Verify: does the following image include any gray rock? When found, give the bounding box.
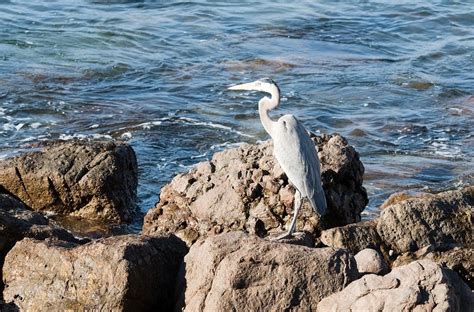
[3,234,187,311]
[143,133,367,246]
[0,140,138,223]
[317,260,474,312]
[354,248,388,275]
[177,231,359,311]
[376,187,473,254]
[320,220,383,254]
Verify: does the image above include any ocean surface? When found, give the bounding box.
[1,1,473,224]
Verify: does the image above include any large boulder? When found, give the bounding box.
[376,187,473,255]
[3,234,187,311]
[0,140,138,223]
[177,231,359,311]
[320,220,383,254]
[317,260,474,311]
[0,192,83,298]
[143,133,367,245]
[393,246,474,289]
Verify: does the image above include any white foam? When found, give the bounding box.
[30,122,41,129]
[178,117,253,138]
[118,116,253,138]
[59,133,113,141]
[210,141,245,150]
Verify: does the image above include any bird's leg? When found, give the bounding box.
[274,190,302,240]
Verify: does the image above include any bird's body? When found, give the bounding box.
[272,114,327,216]
[228,78,327,238]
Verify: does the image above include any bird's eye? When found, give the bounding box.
[282,120,287,129]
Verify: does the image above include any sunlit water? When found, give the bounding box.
[1,1,473,225]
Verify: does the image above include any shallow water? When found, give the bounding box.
[1,1,473,223]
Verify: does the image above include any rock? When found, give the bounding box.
[314,134,367,226]
[267,231,315,248]
[3,234,187,311]
[354,248,388,275]
[376,187,473,254]
[176,231,359,311]
[0,192,83,297]
[379,190,432,209]
[320,220,383,254]
[317,260,474,311]
[143,133,367,245]
[393,246,474,289]
[0,140,138,223]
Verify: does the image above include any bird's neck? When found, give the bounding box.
[258,85,280,137]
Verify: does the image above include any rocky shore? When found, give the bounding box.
[0,136,472,311]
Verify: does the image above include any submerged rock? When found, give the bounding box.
[317,260,473,311]
[0,140,138,223]
[376,187,473,255]
[143,133,367,245]
[177,232,359,311]
[2,234,187,311]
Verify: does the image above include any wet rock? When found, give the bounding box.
[393,246,474,289]
[317,260,473,311]
[176,231,359,311]
[376,187,473,254]
[143,133,367,245]
[320,220,383,254]
[354,248,388,275]
[3,234,187,311]
[0,140,138,223]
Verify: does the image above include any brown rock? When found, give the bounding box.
[0,192,84,298]
[376,187,473,254]
[143,133,367,246]
[3,234,187,311]
[176,232,359,311]
[0,140,138,223]
[317,260,474,311]
[379,190,433,209]
[320,221,383,254]
[393,246,474,289]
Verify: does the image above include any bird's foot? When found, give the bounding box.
[269,232,294,241]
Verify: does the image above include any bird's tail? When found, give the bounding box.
[309,188,327,216]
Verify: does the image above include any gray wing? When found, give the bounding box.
[273,116,327,216]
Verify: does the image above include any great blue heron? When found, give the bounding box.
[228,78,327,239]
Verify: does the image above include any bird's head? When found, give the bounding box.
[228,78,280,96]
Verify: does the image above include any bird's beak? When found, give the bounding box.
[227,81,260,91]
